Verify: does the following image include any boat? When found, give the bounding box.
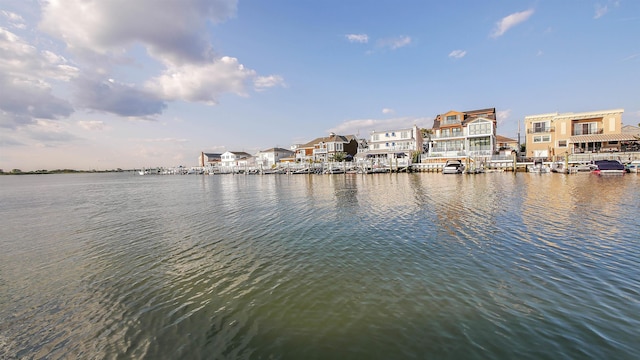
[625,160,640,174]
[527,159,550,173]
[591,159,625,175]
[550,161,566,173]
[567,163,596,174]
[324,167,345,174]
[442,160,465,174]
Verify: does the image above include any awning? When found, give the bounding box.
[569,133,638,143]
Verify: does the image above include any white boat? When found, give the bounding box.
[550,162,566,173]
[442,160,465,174]
[626,160,640,174]
[568,163,597,174]
[528,159,550,173]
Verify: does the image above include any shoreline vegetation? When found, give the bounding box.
[0,169,126,175]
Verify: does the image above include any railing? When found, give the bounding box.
[431,133,465,139]
[527,127,555,134]
[572,128,603,136]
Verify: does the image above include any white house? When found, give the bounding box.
[255,147,295,168]
[365,125,423,160]
[221,151,254,169]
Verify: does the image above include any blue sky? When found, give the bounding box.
[1,0,638,171]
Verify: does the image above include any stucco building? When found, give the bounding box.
[524,109,634,158]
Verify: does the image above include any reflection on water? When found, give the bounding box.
[0,173,639,359]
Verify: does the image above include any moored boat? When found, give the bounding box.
[591,159,625,175]
[442,160,465,174]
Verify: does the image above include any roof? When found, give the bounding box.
[569,133,638,143]
[496,135,517,143]
[227,151,253,158]
[298,134,356,148]
[621,125,640,136]
[432,108,496,129]
[260,147,294,153]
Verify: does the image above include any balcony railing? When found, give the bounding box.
[572,128,603,136]
[431,133,464,139]
[527,127,555,134]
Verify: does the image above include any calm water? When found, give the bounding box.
[1,172,639,359]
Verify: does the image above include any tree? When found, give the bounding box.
[11,169,22,174]
[332,151,346,162]
[420,128,432,139]
[411,150,421,163]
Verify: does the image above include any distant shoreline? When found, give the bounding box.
[0,169,128,175]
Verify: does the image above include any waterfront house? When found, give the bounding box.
[496,135,519,155]
[295,133,358,162]
[427,108,497,159]
[524,109,634,158]
[221,151,254,170]
[255,147,295,168]
[199,152,222,167]
[363,125,423,161]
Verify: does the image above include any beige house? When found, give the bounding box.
[524,109,635,158]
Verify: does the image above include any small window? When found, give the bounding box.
[558,140,567,147]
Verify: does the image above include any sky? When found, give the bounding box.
[1,0,639,171]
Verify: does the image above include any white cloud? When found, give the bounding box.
[491,9,535,38]
[254,75,286,91]
[39,0,238,65]
[382,108,395,114]
[77,120,105,131]
[329,117,430,136]
[34,0,282,114]
[594,1,620,19]
[448,50,467,59]
[621,53,639,62]
[148,56,258,104]
[496,109,512,126]
[2,10,26,29]
[377,36,411,50]
[345,34,369,43]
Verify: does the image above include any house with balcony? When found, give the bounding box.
[363,125,423,160]
[524,109,632,158]
[255,147,295,168]
[427,108,497,159]
[198,152,222,167]
[295,133,358,162]
[221,151,254,169]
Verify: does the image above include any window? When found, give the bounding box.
[385,142,389,147]
[532,121,549,133]
[373,134,379,141]
[444,115,459,125]
[573,122,598,135]
[468,122,491,135]
[533,135,551,143]
[401,131,408,138]
[392,132,395,136]
[385,133,389,137]
[441,129,450,137]
[558,140,567,147]
[469,137,490,151]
